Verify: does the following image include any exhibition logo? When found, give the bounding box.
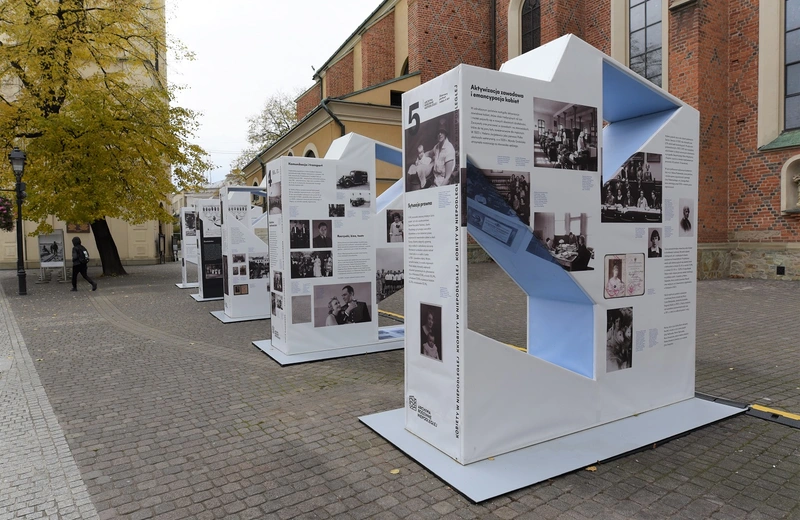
[408,395,417,411]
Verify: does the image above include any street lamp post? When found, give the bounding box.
[8,147,27,295]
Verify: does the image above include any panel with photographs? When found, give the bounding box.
[313,282,373,327]
[530,212,594,271]
[405,110,460,192]
[606,307,633,372]
[604,254,645,299]
[290,251,333,279]
[466,168,530,225]
[420,303,443,362]
[601,152,663,223]
[387,210,404,243]
[533,98,598,171]
[289,220,310,249]
[376,248,404,303]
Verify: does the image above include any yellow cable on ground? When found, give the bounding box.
[750,404,800,421]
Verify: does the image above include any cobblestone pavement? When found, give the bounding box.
[1,263,799,519]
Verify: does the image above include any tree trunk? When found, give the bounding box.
[91,218,128,276]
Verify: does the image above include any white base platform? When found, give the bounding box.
[191,293,223,302]
[175,282,199,289]
[210,310,269,323]
[360,397,744,503]
[252,325,404,366]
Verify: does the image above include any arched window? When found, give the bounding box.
[785,0,800,130]
[305,149,316,158]
[521,0,541,54]
[400,57,409,76]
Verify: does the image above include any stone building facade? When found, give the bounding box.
[257,0,800,279]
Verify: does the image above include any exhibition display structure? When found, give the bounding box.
[361,35,744,501]
[252,133,405,365]
[191,198,224,302]
[210,187,271,323]
[176,206,199,289]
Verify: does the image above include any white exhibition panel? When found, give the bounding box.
[261,134,405,360]
[219,187,270,321]
[193,198,222,301]
[360,398,744,503]
[401,35,701,465]
[179,206,199,287]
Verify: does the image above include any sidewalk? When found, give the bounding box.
[0,263,798,519]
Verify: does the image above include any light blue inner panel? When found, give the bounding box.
[376,175,404,213]
[602,109,677,180]
[528,296,594,378]
[465,159,592,305]
[602,61,679,123]
[376,143,403,166]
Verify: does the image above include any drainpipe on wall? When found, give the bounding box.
[490,0,497,70]
[321,98,346,137]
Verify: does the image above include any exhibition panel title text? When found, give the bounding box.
[470,85,524,104]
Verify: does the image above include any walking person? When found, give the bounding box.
[71,237,97,292]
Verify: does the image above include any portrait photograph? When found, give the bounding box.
[405,110,460,192]
[289,220,310,250]
[604,256,627,299]
[420,303,443,361]
[606,307,633,372]
[248,255,269,279]
[290,251,333,279]
[273,271,283,293]
[313,281,373,327]
[679,198,694,237]
[232,266,239,276]
[531,212,594,271]
[311,219,333,249]
[647,228,663,258]
[271,293,277,315]
[533,98,598,171]
[387,210,404,243]
[601,151,663,223]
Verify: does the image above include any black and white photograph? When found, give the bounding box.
[328,203,345,217]
[533,98,598,171]
[311,220,333,248]
[290,251,333,279]
[229,204,247,222]
[604,256,626,298]
[405,110,459,192]
[37,233,65,264]
[647,228,663,258]
[387,210,404,243]
[466,167,530,224]
[313,282,373,327]
[292,295,311,324]
[205,262,222,279]
[530,212,594,271]
[183,212,196,236]
[349,192,371,208]
[601,152,663,223]
[222,255,229,295]
[420,303,443,361]
[336,167,370,190]
[289,220,310,249]
[201,205,222,228]
[267,177,282,215]
[606,307,633,372]
[233,283,249,296]
[249,255,269,279]
[376,248,404,303]
[271,292,278,315]
[679,198,694,237]
[232,253,246,264]
[232,266,239,276]
[239,265,246,277]
[273,271,283,293]
[275,294,283,309]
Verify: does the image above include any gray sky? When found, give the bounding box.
[167,0,382,182]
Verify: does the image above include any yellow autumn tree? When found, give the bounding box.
[0,0,210,275]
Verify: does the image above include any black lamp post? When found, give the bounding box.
[8,147,27,295]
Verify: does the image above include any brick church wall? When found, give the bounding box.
[325,52,355,99]
[362,12,396,88]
